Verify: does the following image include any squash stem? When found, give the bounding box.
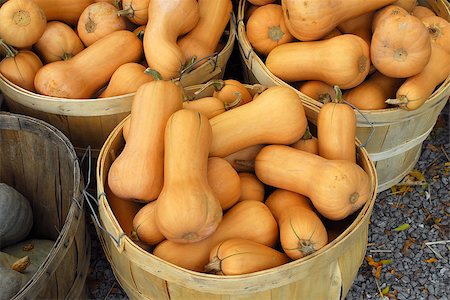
[113,0,122,9]
[62,52,73,61]
[117,6,134,17]
[144,68,163,80]
[301,128,313,140]
[385,96,408,106]
[204,256,222,274]
[349,192,359,204]
[224,94,242,110]
[182,55,197,72]
[193,79,222,97]
[0,39,18,58]
[333,85,344,103]
[136,29,145,40]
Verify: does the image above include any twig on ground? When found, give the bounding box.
[441,146,450,162]
[425,240,450,246]
[425,243,447,262]
[370,250,393,253]
[103,282,116,300]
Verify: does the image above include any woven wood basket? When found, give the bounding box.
[237,0,450,192]
[0,14,236,157]
[94,84,377,300]
[0,112,90,299]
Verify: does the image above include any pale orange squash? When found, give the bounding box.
[298,80,336,104]
[320,28,342,40]
[266,34,370,89]
[205,238,290,275]
[33,0,94,25]
[290,130,318,154]
[422,16,450,54]
[207,157,241,210]
[118,0,150,25]
[265,189,328,259]
[182,96,240,119]
[255,145,372,220]
[211,79,253,106]
[246,4,294,56]
[337,12,374,46]
[224,144,265,172]
[412,5,436,19]
[238,172,265,202]
[153,200,279,272]
[132,200,165,245]
[248,0,275,5]
[108,79,183,201]
[393,0,417,12]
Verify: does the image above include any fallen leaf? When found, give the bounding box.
[380,259,393,265]
[427,144,440,152]
[401,236,416,254]
[393,223,410,232]
[381,286,390,295]
[434,218,442,224]
[424,257,438,263]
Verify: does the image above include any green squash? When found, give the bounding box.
[0,252,33,300]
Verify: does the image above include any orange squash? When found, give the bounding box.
[0,43,42,92]
[207,157,241,210]
[209,79,253,106]
[371,5,408,31]
[290,130,318,154]
[393,0,417,12]
[99,63,154,98]
[205,238,290,275]
[153,200,279,272]
[34,30,143,98]
[182,96,240,119]
[265,189,328,259]
[246,4,294,56]
[238,172,265,202]
[317,86,356,163]
[255,145,372,220]
[108,79,183,201]
[411,5,436,19]
[386,43,450,110]
[224,144,264,172]
[337,12,374,46]
[248,0,275,5]
[320,28,342,40]
[298,80,336,104]
[209,86,307,157]
[118,0,150,25]
[371,6,431,78]
[343,71,404,110]
[132,200,165,245]
[178,0,232,67]
[33,0,94,25]
[281,0,395,41]
[422,16,450,54]
[77,2,127,47]
[266,34,370,89]
[144,0,199,79]
[156,109,222,244]
[0,0,47,48]
[34,21,85,63]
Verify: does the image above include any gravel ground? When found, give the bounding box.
[86,103,449,300]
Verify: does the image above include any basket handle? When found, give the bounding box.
[79,146,127,252]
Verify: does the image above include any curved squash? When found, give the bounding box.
[265,189,328,259]
[281,0,395,41]
[153,200,279,272]
[118,0,150,25]
[246,4,294,56]
[209,86,307,157]
[255,145,372,220]
[386,43,450,110]
[144,0,199,79]
[108,80,183,201]
[34,21,85,63]
[238,172,265,202]
[205,238,290,275]
[211,79,253,106]
[132,200,165,246]
[99,63,154,98]
[422,16,450,54]
[178,0,232,66]
[343,71,404,110]
[0,0,47,48]
[33,0,94,25]
[0,44,42,92]
[207,157,241,210]
[156,109,222,243]
[317,87,356,163]
[371,6,431,78]
[290,130,318,154]
[266,34,370,89]
[298,80,335,104]
[77,2,127,47]
[35,30,143,98]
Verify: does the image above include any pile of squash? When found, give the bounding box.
[104,76,373,275]
[0,183,54,299]
[245,0,450,111]
[0,0,232,98]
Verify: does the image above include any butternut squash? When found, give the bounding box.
[108,79,183,201]
[153,200,279,272]
[118,0,150,25]
[266,34,370,89]
[224,144,264,172]
[393,0,417,12]
[298,80,335,104]
[238,172,265,202]
[422,16,450,54]
[411,5,436,19]
[34,30,143,98]
[182,96,240,119]
[33,0,94,25]
[156,109,222,243]
[337,12,374,46]
[290,130,318,154]
[255,145,372,220]
[265,189,328,259]
[211,79,253,106]
[281,0,396,41]
[209,86,307,157]
[205,238,290,275]
[132,200,165,245]
[144,0,199,79]
[207,157,241,210]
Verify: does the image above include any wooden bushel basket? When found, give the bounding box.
[94,85,378,300]
[237,0,450,192]
[0,113,90,299]
[0,13,236,158]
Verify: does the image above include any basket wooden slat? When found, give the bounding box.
[94,85,377,300]
[0,14,236,157]
[237,0,450,192]
[0,112,90,299]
